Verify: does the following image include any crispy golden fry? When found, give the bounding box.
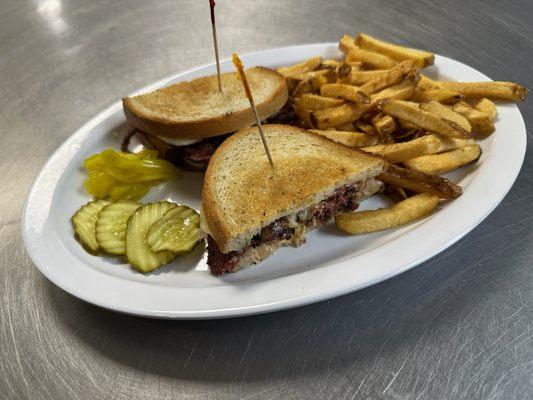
[336,62,354,83]
[321,59,341,69]
[370,80,416,102]
[398,119,420,130]
[348,69,393,85]
[356,33,435,68]
[411,89,465,104]
[292,79,313,97]
[475,98,498,120]
[335,122,357,132]
[359,60,417,95]
[311,103,368,129]
[345,61,362,69]
[290,69,334,81]
[384,184,409,202]
[294,94,345,111]
[452,102,495,137]
[382,100,471,139]
[417,75,442,90]
[294,106,314,129]
[339,34,357,54]
[276,56,322,78]
[372,113,397,142]
[355,121,377,136]
[420,101,472,132]
[320,83,370,103]
[336,193,440,234]
[378,163,462,199]
[310,69,337,90]
[347,47,396,69]
[404,145,482,175]
[434,81,528,101]
[309,129,379,147]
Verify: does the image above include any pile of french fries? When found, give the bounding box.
[277,33,528,234]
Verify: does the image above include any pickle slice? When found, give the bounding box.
[146,206,203,253]
[125,201,178,273]
[95,200,141,255]
[72,199,111,253]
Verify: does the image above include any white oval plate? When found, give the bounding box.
[22,43,526,319]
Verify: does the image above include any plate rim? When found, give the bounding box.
[22,43,527,319]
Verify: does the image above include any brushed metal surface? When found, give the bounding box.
[1,0,532,399]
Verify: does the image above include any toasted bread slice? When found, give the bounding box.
[202,124,384,253]
[123,67,288,139]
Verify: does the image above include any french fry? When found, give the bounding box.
[347,47,396,69]
[356,33,435,68]
[309,129,379,147]
[417,75,442,90]
[475,98,498,120]
[292,79,313,98]
[371,113,397,142]
[384,184,409,202]
[335,122,357,132]
[363,134,442,162]
[320,83,370,103]
[378,163,462,199]
[382,100,471,139]
[355,121,377,136]
[434,81,528,101]
[335,193,440,234]
[411,89,465,104]
[290,69,335,81]
[404,145,482,175]
[345,61,362,69]
[294,106,314,129]
[348,69,393,85]
[359,60,417,95]
[371,80,416,102]
[311,103,368,129]
[419,101,472,132]
[294,94,345,111]
[310,69,337,91]
[452,101,495,137]
[321,59,341,69]
[339,34,357,54]
[276,56,322,78]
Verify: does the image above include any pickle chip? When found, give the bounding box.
[72,199,111,253]
[96,200,141,255]
[146,206,203,254]
[125,201,178,273]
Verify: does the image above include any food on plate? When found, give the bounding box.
[95,200,141,255]
[294,94,345,110]
[378,163,462,199]
[146,205,204,253]
[320,83,370,103]
[346,47,396,69]
[411,89,464,104]
[83,149,179,201]
[122,67,288,170]
[474,98,497,119]
[276,56,323,78]
[309,129,378,147]
[201,124,386,275]
[72,199,202,272]
[431,81,527,101]
[335,193,440,234]
[72,199,111,253]
[452,101,495,137]
[403,145,482,175]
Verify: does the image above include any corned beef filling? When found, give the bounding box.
[207,181,362,275]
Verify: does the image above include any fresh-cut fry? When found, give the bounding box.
[335,122,357,132]
[356,33,435,68]
[292,79,313,97]
[294,106,314,129]
[417,75,442,90]
[434,81,528,101]
[359,60,416,95]
[382,100,471,139]
[404,145,482,175]
[339,34,357,54]
[335,193,440,234]
[320,83,370,103]
[371,80,416,102]
[452,102,495,137]
[309,129,379,147]
[290,69,334,81]
[321,59,341,69]
[412,89,465,104]
[348,69,394,85]
[347,47,396,69]
[355,122,377,136]
[378,163,462,199]
[294,94,345,111]
[420,101,472,132]
[475,98,498,120]
[385,184,409,202]
[371,113,397,142]
[311,103,368,129]
[276,56,322,78]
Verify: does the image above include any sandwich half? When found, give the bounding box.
[122,67,288,170]
[201,124,385,275]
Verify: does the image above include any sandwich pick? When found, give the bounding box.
[232,52,275,167]
[209,0,222,92]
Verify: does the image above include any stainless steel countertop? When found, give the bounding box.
[1,1,532,399]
